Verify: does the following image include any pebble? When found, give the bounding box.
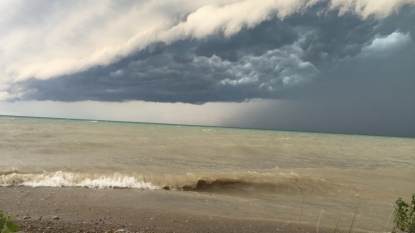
[23,216,31,219]
[52,216,59,220]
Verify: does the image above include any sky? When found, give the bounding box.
[0,0,414,137]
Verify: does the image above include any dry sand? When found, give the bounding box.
[1,187,341,233]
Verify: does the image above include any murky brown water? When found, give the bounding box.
[1,116,414,231]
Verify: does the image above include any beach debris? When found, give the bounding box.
[22,216,31,219]
[52,216,59,220]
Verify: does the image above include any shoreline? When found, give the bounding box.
[1,186,338,233]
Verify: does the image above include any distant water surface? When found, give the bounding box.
[1,116,414,231]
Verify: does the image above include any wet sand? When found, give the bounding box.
[0,186,338,233]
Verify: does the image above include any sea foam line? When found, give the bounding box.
[0,171,161,190]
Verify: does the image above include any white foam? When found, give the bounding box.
[0,171,161,190]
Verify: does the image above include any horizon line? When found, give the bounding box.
[1,114,413,139]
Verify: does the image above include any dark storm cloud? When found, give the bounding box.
[2,1,414,138]
[17,41,316,103]
[194,19,299,62]
[226,34,415,138]
[377,6,415,38]
[14,3,415,104]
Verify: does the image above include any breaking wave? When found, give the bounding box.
[0,171,159,189]
[178,172,343,196]
[0,170,343,195]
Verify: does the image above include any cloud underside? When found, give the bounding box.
[0,0,414,104]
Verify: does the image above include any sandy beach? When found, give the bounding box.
[1,186,335,233]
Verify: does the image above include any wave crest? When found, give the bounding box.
[0,171,159,190]
[1,170,341,195]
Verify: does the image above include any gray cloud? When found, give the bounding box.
[8,4,414,105]
[194,19,299,62]
[224,33,415,138]
[15,43,316,103]
[1,1,414,137]
[1,0,413,88]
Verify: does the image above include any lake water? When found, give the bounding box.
[1,116,414,231]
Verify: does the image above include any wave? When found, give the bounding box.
[0,171,159,190]
[0,167,24,175]
[0,170,342,195]
[179,172,342,195]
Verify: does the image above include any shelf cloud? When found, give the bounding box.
[0,0,414,137]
